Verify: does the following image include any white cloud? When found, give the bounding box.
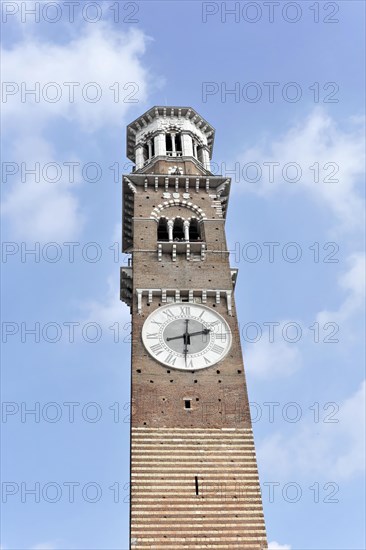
[258,380,366,480]
[2,25,152,131]
[245,337,302,379]
[268,542,292,550]
[2,23,153,240]
[236,109,365,234]
[317,252,365,325]
[1,135,85,241]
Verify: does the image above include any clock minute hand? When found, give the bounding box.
[187,329,211,338]
[166,328,211,341]
[183,319,189,365]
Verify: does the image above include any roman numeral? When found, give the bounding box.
[150,343,164,356]
[211,344,224,355]
[151,320,163,326]
[180,306,191,316]
[203,356,211,365]
[197,310,205,320]
[215,333,228,342]
[146,332,159,339]
[162,308,175,319]
[187,359,195,369]
[165,353,177,366]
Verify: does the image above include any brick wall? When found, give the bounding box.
[128,183,267,549]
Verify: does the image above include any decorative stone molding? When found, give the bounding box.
[150,200,207,221]
[135,288,235,315]
[168,166,183,175]
[125,177,137,194]
[162,192,191,200]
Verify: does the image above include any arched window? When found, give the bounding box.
[143,140,154,164]
[197,146,204,164]
[175,133,182,156]
[142,143,149,164]
[165,133,182,157]
[166,134,173,155]
[173,219,184,241]
[157,218,169,241]
[189,219,201,241]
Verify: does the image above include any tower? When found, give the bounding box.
[121,106,268,549]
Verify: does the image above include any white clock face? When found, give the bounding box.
[142,302,232,371]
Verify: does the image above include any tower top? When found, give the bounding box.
[126,106,215,174]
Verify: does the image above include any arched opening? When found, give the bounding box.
[189,219,201,242]
[142,143,149,164]
[197,146,204,164]
[173,218,185,241]
[157,218,169,241]
[166,134,173,155]
[175,133,182,156]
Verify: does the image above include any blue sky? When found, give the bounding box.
[1,1,365,549]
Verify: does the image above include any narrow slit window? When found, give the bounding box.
[195,476,199,496]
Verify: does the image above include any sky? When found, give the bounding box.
[1,1,365,549]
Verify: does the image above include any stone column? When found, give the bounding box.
[147,140,152,159]
[135,145,144,169]
[182,133,193,157]
[183,220,190,241]
[171,133,176,156]
[167,220,174,242]
[154,132,165,156]
[202,147,210,171]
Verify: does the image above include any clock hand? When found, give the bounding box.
[187,329,211,338]
[166,328,211,342]
[166,334,186,342]
[183,319,189,365]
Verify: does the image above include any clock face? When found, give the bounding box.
[141,302,232,371]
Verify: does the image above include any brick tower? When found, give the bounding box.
[121,106,268,549]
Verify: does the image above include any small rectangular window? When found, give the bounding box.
[184,400,191,409]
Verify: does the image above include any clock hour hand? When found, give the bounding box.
[166,334,186,342]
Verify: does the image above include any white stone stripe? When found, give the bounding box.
[133,548,266,549]
[132,444,256,448]
[133,546,266,549]
[133,547,266,549]
[132,495,262,499]
[132,502,264,507]
[133,532,267,550]
[132,434,255,438]
[132,521,266,526]
[132,430,254,434]
[131,450,256,453]
[132,426,253,433]
[131,464,259,469]
[131,476,259,481]
[131,466,258,470]
[132,510,264,516]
